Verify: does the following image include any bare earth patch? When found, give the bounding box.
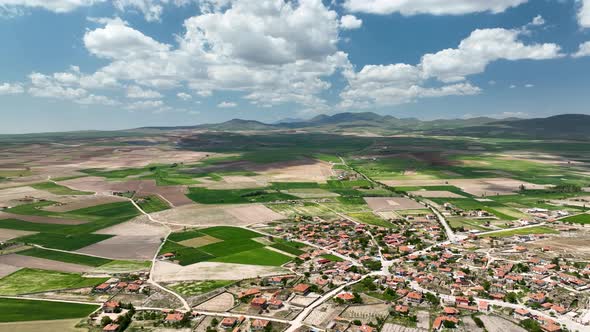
[0,319,86,332]
[194,292,235,311]
[478,315,526,332]
[0,212,87,226]
[43,195,125,212]
[179,235,222,248]
[0,254,92,273]
[94,215,168,237]
[76,235,161,260]
[225,204,286,224]
[364,197,424,212]
[0,228,36,242]
[70,148,209,169]
[152,261,288,282]
[60,178,193,207]
[0,263,21,278]
[408,190,464,198]
[152,203,282,227]
[383,178,548,196]
[0,186,72,207]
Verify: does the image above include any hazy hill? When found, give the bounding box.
[432,114,590,140]
[136,112,590,140]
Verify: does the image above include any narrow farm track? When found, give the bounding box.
[125,197,191,311]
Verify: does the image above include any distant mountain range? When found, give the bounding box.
[142,112,590,140]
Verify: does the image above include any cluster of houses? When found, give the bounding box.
[93,274,149,295]
[356,235,590,331]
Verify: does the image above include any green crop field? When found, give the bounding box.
[160,226,292,266]
[94,260,151,272]
[348,212,395,228]
[5,201,140,250]
[394,185,472,197]
[168,280,234,296]
[270,182,320,190]
[186,187,297,204]
[429,197,521,220]
[0,298,98,322]
[484,226,558,238]
[561,213,590,224]
[31,182,93,195]
[212,247,292,266]
[18,248,112,267]
[0,268,108,295]
[136,195,170,213]
[321,254,344,262]
[270,242,305,256]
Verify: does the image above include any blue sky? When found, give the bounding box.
[1,0,590,133]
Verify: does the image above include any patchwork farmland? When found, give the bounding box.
[0,127,588,332]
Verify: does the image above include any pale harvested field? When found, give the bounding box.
[225,204,286,224]
[462,316,485,332]
[364,197,424,212]
[0,228,36,242]
[0,319,85,332]
[43,195,124,212]
[60,177,193,206]
[479,315,526,332]
[416,311,429,330]
[499,153,585,167]
[382,178,548,196]
[529,234,590,258]
[0,263,21,278]
[304,303,341,327]
[376,211,400,220]
[284,189,340,199]
[0,186,72,206]
[94,216,168,237]
[222,175,260,184]
[341,304,389,319]
[152,261,288,282]
[195,178,268,190]
[0,254,92,273]
[194,292,235,311]
[72,148,209,169]
[408,190,464,198]
[262,160,333,183]
[151,204,273,227]
[381,323,426,332]
[76,235,161,260]
[179,235,222,248]
[290,295,318,307]
[0,212,87,225]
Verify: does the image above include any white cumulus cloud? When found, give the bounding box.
[420,28,563,82]
[339,27,562,108]
[340,15,362,30]
[0,82,24,95]
[579,0,590,28]
[573,41,590,58]
[126,85,162,99]
[343,0,527,16]
[217,101,237,108]
[177,92,192,100]
[0,0,103,14]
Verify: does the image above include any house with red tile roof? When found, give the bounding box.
[293,283,311,295]
[165,312,184,322]
[336,292,355,301]
[103,323,119,332]
[102,301,120,313]
[406,292,422,303]
[433,316,458,330]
